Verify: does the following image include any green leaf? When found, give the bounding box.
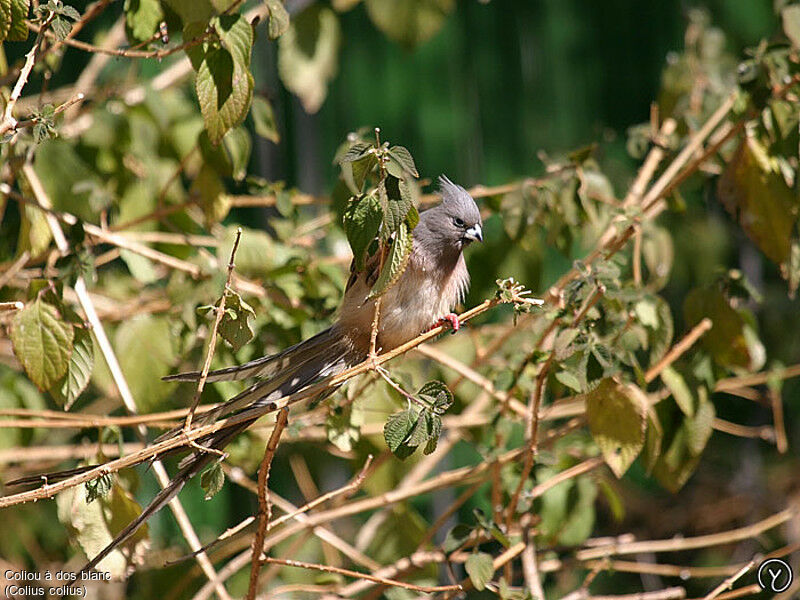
[50,16,72,40]
[365,0,453,49]
[218,289,256,352]
[115,315,176,412]
[555,369,582,393]
[417,380,453,412]
[49,326,94,410]
[343,195,382,270]
[11,300,74,391]
[660,366,693,417]
[380,176,415,236]
[386,145,419,178]
[341,152,378,195]
[782,4,800,48]
[7,0,29,41]
[443,523,472,552]
[0,0,12,42]
[187,15,254,144]
[383,406,418,453]
[339,141,372,164]
[718,137,797,264]
[369,221,413,299]
[200,462,225,500]
[422,414,442,455]
[123,0,162,43]
[250,96,280,143]
[585,378,647,478]
[264,0,289,39]
[685,387,714,456]
[465,552,494,591]
[278,5,340,113]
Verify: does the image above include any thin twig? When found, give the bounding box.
[701,559,756,600]
[263,556,461,593]
[184,227,242,431]
[645,318,713,383]
[247,407,289,600]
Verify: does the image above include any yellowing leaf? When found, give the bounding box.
[585,378,647,478]
[57,477,149,578]
[11,300,74,391]
[278,6,340,113]
[718,137,797,264]
[365,0,453,49]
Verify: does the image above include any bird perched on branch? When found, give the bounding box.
[13,175,483,573]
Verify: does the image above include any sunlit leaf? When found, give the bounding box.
[465,552,494,591]
[264,0,289,39]
[369,221,412,298]
[250,96,280,143]
[343,194,382,270]
[365,0,453,49]
[201,462,225,500]
[11,300,74,391]
[49,326,94,410]
[585,378,647,478]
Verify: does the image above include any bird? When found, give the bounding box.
[12,174,483,573]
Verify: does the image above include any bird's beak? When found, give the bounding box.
[463,224,483,243]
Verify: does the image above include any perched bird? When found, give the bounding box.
[18,175,483,572]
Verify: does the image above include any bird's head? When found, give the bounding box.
[437,175,483,248]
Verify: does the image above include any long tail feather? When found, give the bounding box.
[77,326,361,573]
[162,328,339,383]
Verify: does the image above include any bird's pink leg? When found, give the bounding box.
[428,313,460,334]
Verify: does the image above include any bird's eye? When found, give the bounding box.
[454,217,465,227]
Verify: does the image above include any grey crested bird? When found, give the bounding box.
[12,175,483,573]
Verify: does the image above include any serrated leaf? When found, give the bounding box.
[465,552,494,591]
[11,300,74,391]
[250,96,280,143]
[443,523,472,552]
[365,0,453,49]
[278,5,340,113]
[341,152,378,195]
[58,4,81,20]
[7,0,28,41]
[380,175,414,236]
[417,380,453,412]
[124,0,163,43]
[343,195,382,270]
[660,366,693,417]
[422,414,442,455]
[187,15,254,145]
[218,289,256,352]
[585,378,647,478]
[387,145,419,178]
[383,407,418,453]
[49,326,94,410]
[339,141,372,164]
[369,222,413,299]
[50,16,71,40]
[0,0,12,42]
[201,462,225,500]
[264,0,289,39]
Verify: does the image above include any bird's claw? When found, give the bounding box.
[429,313,460,334]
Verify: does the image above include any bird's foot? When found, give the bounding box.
[429,313,460,334]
